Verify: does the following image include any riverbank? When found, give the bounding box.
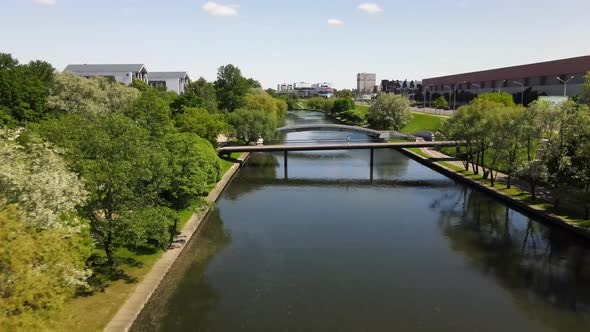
[400,147,590,240]
[104,152,250,332]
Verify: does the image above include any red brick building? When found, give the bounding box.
[422,55,590,103]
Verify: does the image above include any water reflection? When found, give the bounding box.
[133,110,590,332]
[131,210,231,331]
[436,188,590,329]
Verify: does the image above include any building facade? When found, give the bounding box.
[357,73,376,95]
[64,64,149,85]
[422,56,590,101]
[277,82,334,98]
[148,72,190,94]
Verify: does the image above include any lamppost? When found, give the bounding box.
[497,80,506,93]
[444,85,452,109]
[425,84,434,108]
[556,76,575,97]
[454,81,466,109]
[513,81,525,105]
[471,83,482,94]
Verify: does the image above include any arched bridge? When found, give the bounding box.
[277,124,384,138]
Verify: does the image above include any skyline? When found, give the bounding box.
[2,0,589,89]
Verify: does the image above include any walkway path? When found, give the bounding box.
[419,147,554,202]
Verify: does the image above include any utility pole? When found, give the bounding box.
[556,76,575,97]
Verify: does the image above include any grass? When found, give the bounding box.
[400,112,447,133]
[44,154,244,332]
[405,147,590,229]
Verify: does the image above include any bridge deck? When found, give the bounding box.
[218,141,459,154]
[276,124,383,137]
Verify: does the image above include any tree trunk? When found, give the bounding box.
[507,174,511,189]
[104,235,116,269]
[169,215,179,245]
[531,182,536,202]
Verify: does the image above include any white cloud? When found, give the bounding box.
[33,0,56,6]
[202,1,239,17]
[327,19,343,26]
[357,3,383,14]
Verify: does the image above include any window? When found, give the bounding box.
[491,80,496,88]
[481,81,486,88]
[467,83,471,89]
[540,76,547,86]
[503,80,508,87]
[524,77,530,86]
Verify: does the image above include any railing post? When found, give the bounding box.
[284,150,288,179]
[370,148,374,181]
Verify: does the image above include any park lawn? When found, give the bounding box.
[400,112,447,133]
[44,154,244,332]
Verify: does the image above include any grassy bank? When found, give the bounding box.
[44,154,244,332]
[406,148,590,229]
[400,112,446,133]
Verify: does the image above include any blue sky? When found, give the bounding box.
[2,0,589,89]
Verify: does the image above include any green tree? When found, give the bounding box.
[516,160,548,201]
[0,205,91,330]
[580,71,590,106]
[39,113,170,267]
[331,98,354,113]
[27,60,55,86]
[244,92,288,119]
[246,78,262,89]
[0,54,50,124]
[433,96,448,109]
[171,78,218,113]
[48,73,139,115]
[336,89,354,99]
[124,88,175,138]
[161,132,221,241]
[174,107,229,146]
[214,64,250,112]
[367,94,412,130]
[477,92,515,107]
[227,108,277,144]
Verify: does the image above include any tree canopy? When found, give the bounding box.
[367,94,412,130]
[214,64,250,112]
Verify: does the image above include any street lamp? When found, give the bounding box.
[497,80,506,93]
[513,81,525,105]
[444,85,452,109]
[471,83,482,94]
[556,76,575,97]
[425,84,434,108]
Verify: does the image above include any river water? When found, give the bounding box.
[132,110,590,331]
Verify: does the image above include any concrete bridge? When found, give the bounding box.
[218,141,460,180]
[276,124,385,138]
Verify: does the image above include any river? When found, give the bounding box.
[132,110,590,331]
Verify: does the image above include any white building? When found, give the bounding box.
[63,64,148,85]
[148,72,190,94]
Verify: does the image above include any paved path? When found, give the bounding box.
[420,147,554,201]
[104,153,249,332]
[411,107,455,116]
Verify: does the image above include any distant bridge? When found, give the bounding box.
[276,124,384,138]
[218,141,459,154]
[218,141,461,180]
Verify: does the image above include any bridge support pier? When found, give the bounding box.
[284,150,288,179]
[370,148,374,182]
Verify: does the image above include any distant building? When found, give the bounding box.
[422,55,590,100]
[64,64,148,85]
[357,73,376,95]
[277,81,334,98]
[148,72,190,94]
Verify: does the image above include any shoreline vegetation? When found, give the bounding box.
[0,54,287,331]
